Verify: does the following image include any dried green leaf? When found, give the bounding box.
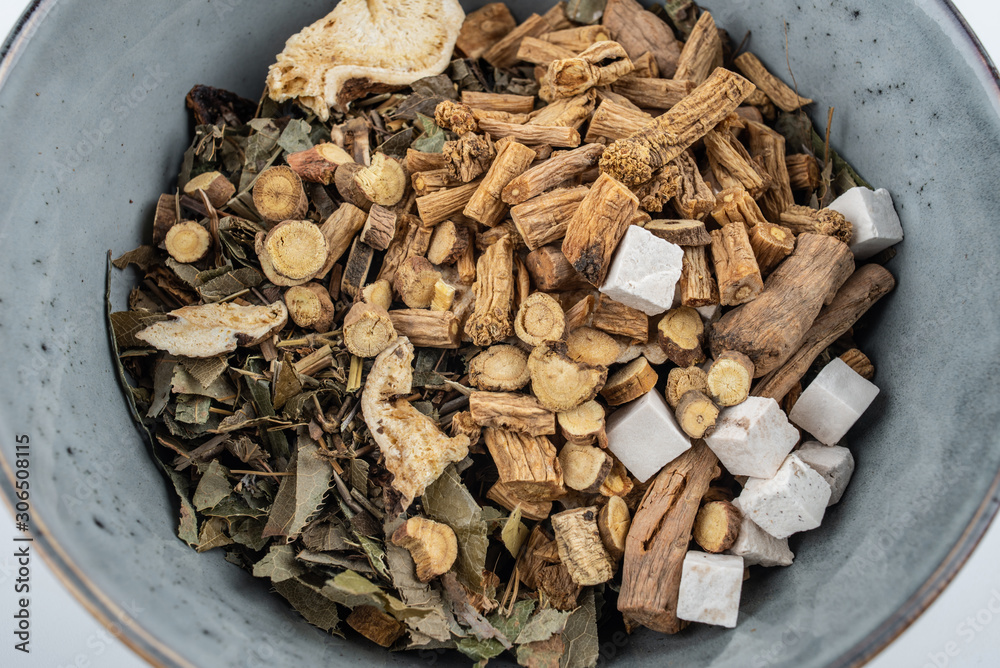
[516,635,565,668]
[272,354,303,410]
[560,590,599,668]
[662,0,701,38]
[198,267,263,302]
[412,113,447,153]
[278,118,314,154]
[193,460,232,511]
[354,533,391,581]
[165,258,203,287]
[501,506,528,557]
[148,358,177,418]
[422,466,488,592]
[112,246,159,271]
[172,365,236,404]
[176,393,212,425]
[296,550,376,575]
[301,515,352,552]
[262,434,333,539]
[517,608,571,645]
[110,310,168,349]
[253,544,305,582]
[273,578,341,634]
[442,572,511,647]
[376,128,416,160]
[350,458,370,495]
[196,516,233,552]
[228,516,269,551]
[566,0,606,24]
[178,355,229,389]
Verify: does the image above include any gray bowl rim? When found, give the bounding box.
[1,1,998,667]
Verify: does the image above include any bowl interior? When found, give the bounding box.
[1,1,999,666]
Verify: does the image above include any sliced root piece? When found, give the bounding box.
[391,516,458,582]
[486,482,553,522]
[484,428,566,502]
[164,221,211,264]
[343,302,398,358]
[839,348,875,380]
[361,279,393,311]
[354,153,407,206]
[514,292,566,346]
[674,390,720,439]
[284,283,335,333]
[252,165,309,222]
[285,142,353,184]
[599,458,634,498]
[360,338,470,508]
[598,496,631,561]
[657,306,706,367]
[393,256,442,308]
[566,327,623,367]
[136,301,287,358]
[559,443,613,493]
[692,500,742,553]
[183,170,235,208]
[426,220,472,265]
[334,162,374,211]
[706,351,754,407]
[665,365,709,408]
[255,220,329,286]
[557,400,606,446]
[429,279,455,312]
[345,606,406,648]
[528,341,608,412]
[469,345,530,392]
[601,357,659,407]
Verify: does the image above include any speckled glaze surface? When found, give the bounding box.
[0,1,998,666]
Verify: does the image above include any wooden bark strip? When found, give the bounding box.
[341,238,374,298]
[619,442,719,633]
[475,119,582,148]
[388,309,461,349]
[672,11,722,85]
[600,69,756,186]
[752,264,896,400]
[461,91,536,114]
[786,153,821,190]
[465,234,515,346]
[470,391,556,436]
[482,13,553,68]
[602,0,682,77]
[503,144,605,206]
[734,52,813,113]
[318,203,367,278]
[527,92,597,129]
[416,180,483,228]
[526,245,591,291]
[510,186,589,251]
[710,222,764,306]
[411,169,463,196]
[592,294,648,342]
[484,428,566,501]
[610,76,696,110]
[680,245,720,307]
[710,233,856,376]
[456,2,517,61]
[746,120,794,222]
[360,204,397,251]
[543,24,611,52]
[377,213,432,284]
[561,172,640,286]
[584,99,652,143]
[406,149,449,174]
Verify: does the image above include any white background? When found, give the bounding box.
[1,1,999,666]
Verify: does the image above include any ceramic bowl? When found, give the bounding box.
[1,1,998,666]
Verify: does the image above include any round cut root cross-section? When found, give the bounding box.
[261,220,329,283]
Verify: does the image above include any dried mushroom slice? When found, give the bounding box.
[266,0,466,119]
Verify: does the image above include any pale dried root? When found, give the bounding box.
[391,516,458,582]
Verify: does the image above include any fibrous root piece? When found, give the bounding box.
[354,153,407,207]
[164,221,211,264]
[136,301,288,358]
[528,341,608,412]
[284,283,336,333]
[514,292,566,347]
[361,337,470,509]
[255,220,329,287]
[266,0,467,119]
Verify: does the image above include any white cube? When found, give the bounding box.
[796,441,855,505]
[829,187,903,260]
[600,225,684,316]
[728,499,794,567]
[704,397,800,479]
[789,358,880,445]
[738,454,832,539]
[676,551,744,628]
[605,390,691,482]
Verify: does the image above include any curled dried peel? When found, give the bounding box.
[361,338,470,508]
[266,0,466,119]
[136,301,287,358]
